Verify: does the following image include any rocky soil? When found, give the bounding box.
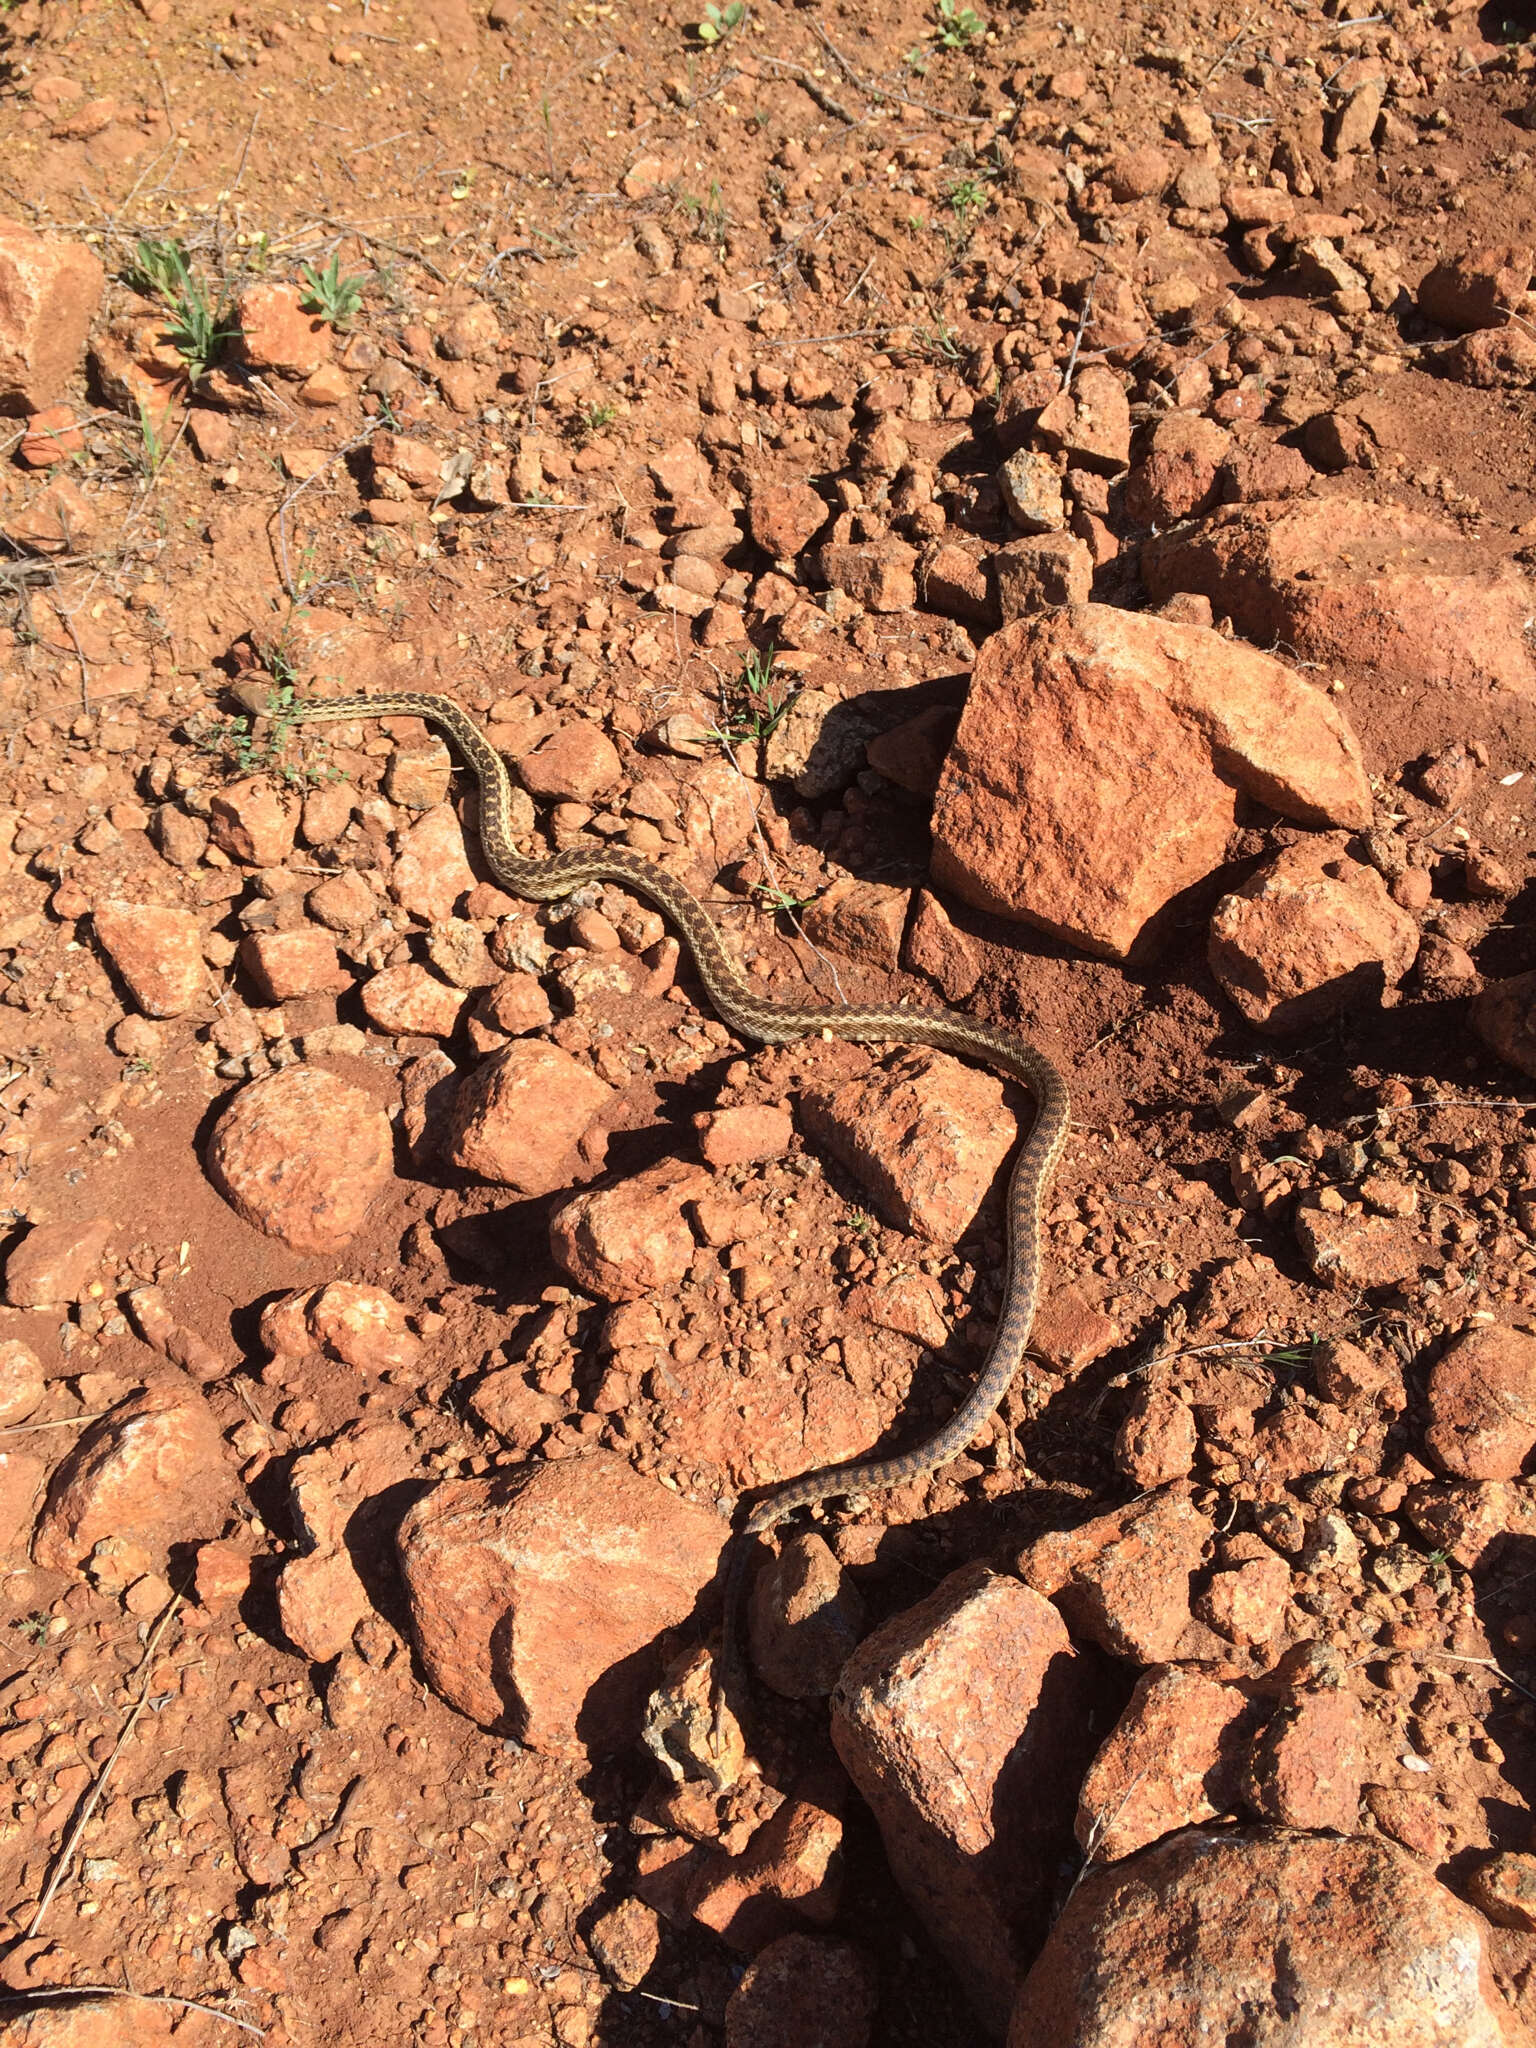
[3,0,1536,2042]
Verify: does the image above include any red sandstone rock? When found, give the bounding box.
[92,900,207,1017]
[0,1994,182,2044]
[516,723,622,803]
[207,1066,392,1254]
[1208,836,1420,1033]
[1242,1690,1365,1833]
[235,280,332,377]
[447,1040,614,1193]
[749,1531,866,1700]
[0,218,106,411]
[549,1160,709,1302]
[1076,1666,1254,1860]
[362,962,469,1038]
[830,1564,1095,2035]
[1142,497,1536,698]
[1473,971,1536,1080]
[691,1780,846,1950]
[818,539,917,613]
[800,1049,1017,1243]
[1113,1387,1196,1487]
[1124,410,1232,525]
[240,927,352,1004]
[747,481,829,559]
[33,1380,235,1573]
[1018,1485,1215,1662]
[0,1340,43,1425]
[724,1932,876,2048]
[990,532,1093,619]
[1008,1829,1517,2047]
[1418,245,1533,331]
[1468,1852,1536,1932]
[396,1452,726,1752]
[695,1105,794,1168]
[930,604,1372,960]
[4,1216,113,1308]
[207,778,298,866]
[389,804,477,923]
[1294,1199,1426,1293]
[901,889,981,1001]
[1425,1323,1536,1481]
[916,537,997,629]
[799,878,909,972]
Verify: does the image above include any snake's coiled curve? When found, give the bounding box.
[232,685,1071,1536]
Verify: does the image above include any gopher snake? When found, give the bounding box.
[232,684,1070,1537]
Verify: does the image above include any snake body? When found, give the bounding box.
[233,685,1070,1536]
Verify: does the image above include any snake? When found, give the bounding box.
[230,683,1071,1539]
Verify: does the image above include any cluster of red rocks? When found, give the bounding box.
[7,0,1536,2036]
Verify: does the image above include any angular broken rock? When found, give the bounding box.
[4,1216,113,1308]
[0,218,107,411]
[33,1380,236,1573]
[761,688,876,801]
[930,604,1372,960]
[799,877,909,972]
[279,1419,419,1662]
[1009,1828,1517,2048]
[396,1451,726,1753]
[830,1563,1096,2035]
[207,1066,392,1256]
[260,1280,423,1376]
[549,1159,710,1302]
[1472,970,1536,1080]
[724,1932,876,2048]
[799,1048,1017,1243]
[446,1039,614,1193]
[1424,1323,1536,1482]
[1018,1484,1216,1663]
[748,1530,866,1699]
[1142,497,1536,698]
[1294,1198,1426,1293]
[1077,1666,1255,1862]
[92,900,207,1018]
[1208,835,1420,1033]
[1241,1689,1365,1833]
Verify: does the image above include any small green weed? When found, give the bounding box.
[575,400,618,440]
[679,181,731,247]
[946,175,990,225]
[717,644,794,742]
[697,0,745,41]
[131,238,232,381]
[198,680,338,790]
[913,318,963,362]
[134,398,167,480]
[752,881,813,915]
[299,253,368,330]
[934,0,986,50]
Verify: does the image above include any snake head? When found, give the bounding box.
[229,678,278,717]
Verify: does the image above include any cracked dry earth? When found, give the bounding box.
[10,0,1536,2044]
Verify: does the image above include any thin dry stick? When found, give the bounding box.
[751,53,857,124]
[0,1986,264,2039]
[1059,264,1104,396]
[25,1592,185,1940]
[0,1414,108,1436]
[758,326,893,348]
[1350,1098,1536,1122]
[811,23,987,126]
